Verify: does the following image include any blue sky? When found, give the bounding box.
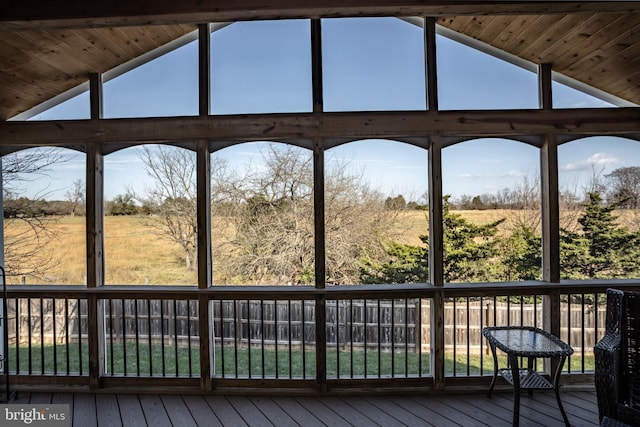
[23,18,639,202]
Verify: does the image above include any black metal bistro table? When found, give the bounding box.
[482,326,574,427]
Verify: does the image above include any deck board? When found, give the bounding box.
[96,394,122,427]
[160,395,199,427]
[250,397,300,427]
[408,395,486,426]
[322,397,380,427]
[6,390,600,427]
[117,394,147,427]
[459,393,526,426]
[269,397,325,427]
[295,396,353,426]
[138,394,172,427]
[204,396,249,427]
[73,394,97,427]
[226,395,274,427]
[443,394,523,426]
[183,395,224,427]
[491,393,560,426]
[29,392,53,404]
[344,397,411,427]
[364,396,436,426]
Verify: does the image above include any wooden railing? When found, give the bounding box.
[4,280,639,393]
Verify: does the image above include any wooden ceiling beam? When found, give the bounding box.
[2,1,639,30]
[1,109,639,150]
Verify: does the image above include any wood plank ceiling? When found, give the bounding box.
[1,2,639,120]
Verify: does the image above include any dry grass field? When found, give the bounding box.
[6,215,197,285]
[6,208,639,285]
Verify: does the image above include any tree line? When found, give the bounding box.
[363,192,640,283]
[4,145,640,284]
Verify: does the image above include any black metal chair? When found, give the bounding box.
[595,289,640,426]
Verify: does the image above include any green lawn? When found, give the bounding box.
[7,342,594,378]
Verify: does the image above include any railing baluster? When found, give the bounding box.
[219,300,224,378]
[65,298,70,375]
[566,294,572,372]
[187,300,192,377]
[52,299,57,375]
[134,299,140,376]
[466,297,470,377]
[581,294,587,373]
[377,299,381,377]
[121,299,127,376]
[274,300,279,379]
[173,299,178,377]
[452,298,457,376]
[364,299,367,379]
[301,300,306,380]
[391,299,395,378]
[480,297,484,376]
[336,300,340,378]
[27,298,32,375]
[260,300,265,378]
[39,299,44,375]
[233,300,239,379]
[108,299,114,375]
[160,299,166,377]
[79,299,84,376]
[419,298,423,377]
[350,299,354,379]
[15,299,20,374]
[248,299,252,378]
[147,299,152,376]
[287,300,292,378]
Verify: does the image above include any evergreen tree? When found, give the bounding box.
[561,192,640,279]
[360,196,505,284]
[496,223,541,281]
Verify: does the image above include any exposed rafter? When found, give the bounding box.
[2,1,638,29]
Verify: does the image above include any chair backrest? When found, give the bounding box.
[622,290,640,406]
[606,288,624,335]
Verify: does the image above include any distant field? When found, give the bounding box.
[6,215,197,285]
[6,208,639,285]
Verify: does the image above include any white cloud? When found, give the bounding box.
[459,172,479,178]
[561,152,619,172]
[503,170,527,178]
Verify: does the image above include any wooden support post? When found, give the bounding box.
[538,63,553,110]
[425,17,438,112]
[539,65,561,375]
[311,19,323,113]
[541,134,560,284]
[197,23,213,392]
[428,135,445,390]
[87,73,105,389]
[197,139,212,392]
[313,137,327,392]
[198,23,211,117]
[311,18,327,392]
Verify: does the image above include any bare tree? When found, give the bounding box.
[216,144,315,284]
[2,148,64,282]
[138,145,198,270]
[137,144,242,273]
[606,166,640,208]
[139,143,401,284]
[503,176,542,232]
[65,179,85,217]
[216,144,396,285]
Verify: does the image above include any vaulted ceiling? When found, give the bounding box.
[1,1,639,120]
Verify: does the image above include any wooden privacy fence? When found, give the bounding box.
[6,297,606,354]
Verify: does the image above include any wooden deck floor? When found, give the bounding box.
[14,390,600,426]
